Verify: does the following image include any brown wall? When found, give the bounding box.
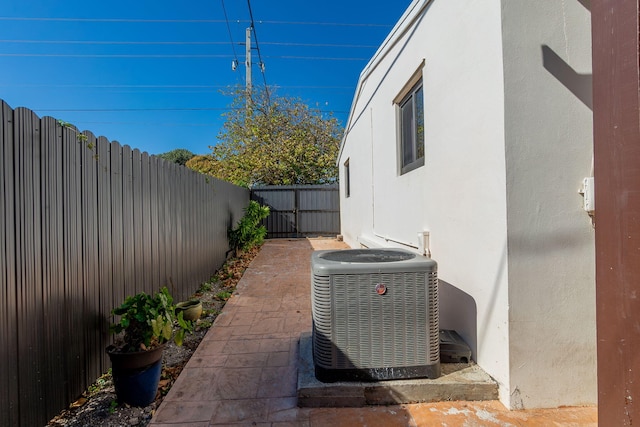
[592,1,640,424]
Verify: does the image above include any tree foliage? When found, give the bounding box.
[186,154,217,175]
[190,86,342,187]
[157,148,195,166]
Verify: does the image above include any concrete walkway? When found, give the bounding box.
[149,238,597,426]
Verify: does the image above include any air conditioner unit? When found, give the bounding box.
[311,248,440,382]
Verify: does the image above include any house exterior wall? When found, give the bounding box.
[338,0,596,409]
[339,0,511,403]
[501,0,595,408]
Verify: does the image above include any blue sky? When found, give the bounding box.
[0,1,410,155]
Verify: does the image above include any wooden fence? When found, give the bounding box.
[0,100,249,426]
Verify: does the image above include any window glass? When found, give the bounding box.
[344,159,350,198]
[415,86,424,160]
[401,97,414,167]
[399,80,424,174]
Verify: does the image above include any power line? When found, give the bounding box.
[0,53,369,60]
[74,121,219,126]
[269,55,368,61]
[0,39,379,49]
[0,39,231,45]
[31,107,350,113]
[256,20,391,28]
[0,53,234,58]
[0,16,392,27]
[0,83,353,89]
[34,107,231,111]
[0,17,230,23]
[220,0,239,66]
[261,41,378,49]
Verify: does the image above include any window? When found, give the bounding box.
[398,79,425,174]
[344,159,350,198]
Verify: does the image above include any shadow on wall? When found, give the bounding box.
[541,45,592,110]
[438,280,478,361]
[576,0,590,11]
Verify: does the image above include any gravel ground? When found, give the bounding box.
[46,247,259,427]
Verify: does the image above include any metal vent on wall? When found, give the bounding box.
[311,248,440,382]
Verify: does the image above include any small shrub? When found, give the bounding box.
[228,201,270,255]
[199,282,213,293]
[196,320,213,330]
[215,291,233,301]
[87,370,111,395]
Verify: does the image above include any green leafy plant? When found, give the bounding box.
[199,282,213,293]
[214,291,233,301]
[196,320,213,330]
[109,287,193,353]
[228,201,270,255]
[108,400,118,414]
[57,120,96,151]
[87,370,112,395]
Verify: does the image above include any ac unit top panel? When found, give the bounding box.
[312,248,436,275]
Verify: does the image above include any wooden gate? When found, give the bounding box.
[251,185,340,238]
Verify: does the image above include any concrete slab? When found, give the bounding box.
[151,239,596,425]
[297,332,498,407]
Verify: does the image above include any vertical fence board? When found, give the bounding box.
[15,108,46,426]
[61,123,86,411]
[121,145,135,295]
[199,179,208,281]
[174,164,184,298]
[149,156,161,290]
[141,152,153,295]
[0,101,19,427]
[184,171,193,291]
[157,158,168,289]
[40,117,66,420]
[168,163,179,296]
[96,136,113,369]
[110,141,125,308]
[0,101,250,425]
[132,149,145,294]
[81,132,102,386]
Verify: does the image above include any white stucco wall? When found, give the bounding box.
[339,0,596,409]
[339,0,512,403]
[501,0,596,409]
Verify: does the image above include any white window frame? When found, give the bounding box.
[394,62,425,175]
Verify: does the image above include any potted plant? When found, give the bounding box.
[175,299,203,321]
[106,286,192,407]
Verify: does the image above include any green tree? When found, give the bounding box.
[157,148,195,166]
[198,86,342,186]
[186,154,216,175]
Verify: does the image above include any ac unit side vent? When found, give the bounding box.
[311,248,440,382]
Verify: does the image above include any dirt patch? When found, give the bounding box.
[47,247,260,427]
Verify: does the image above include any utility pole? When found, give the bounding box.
[245,26,252,110]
